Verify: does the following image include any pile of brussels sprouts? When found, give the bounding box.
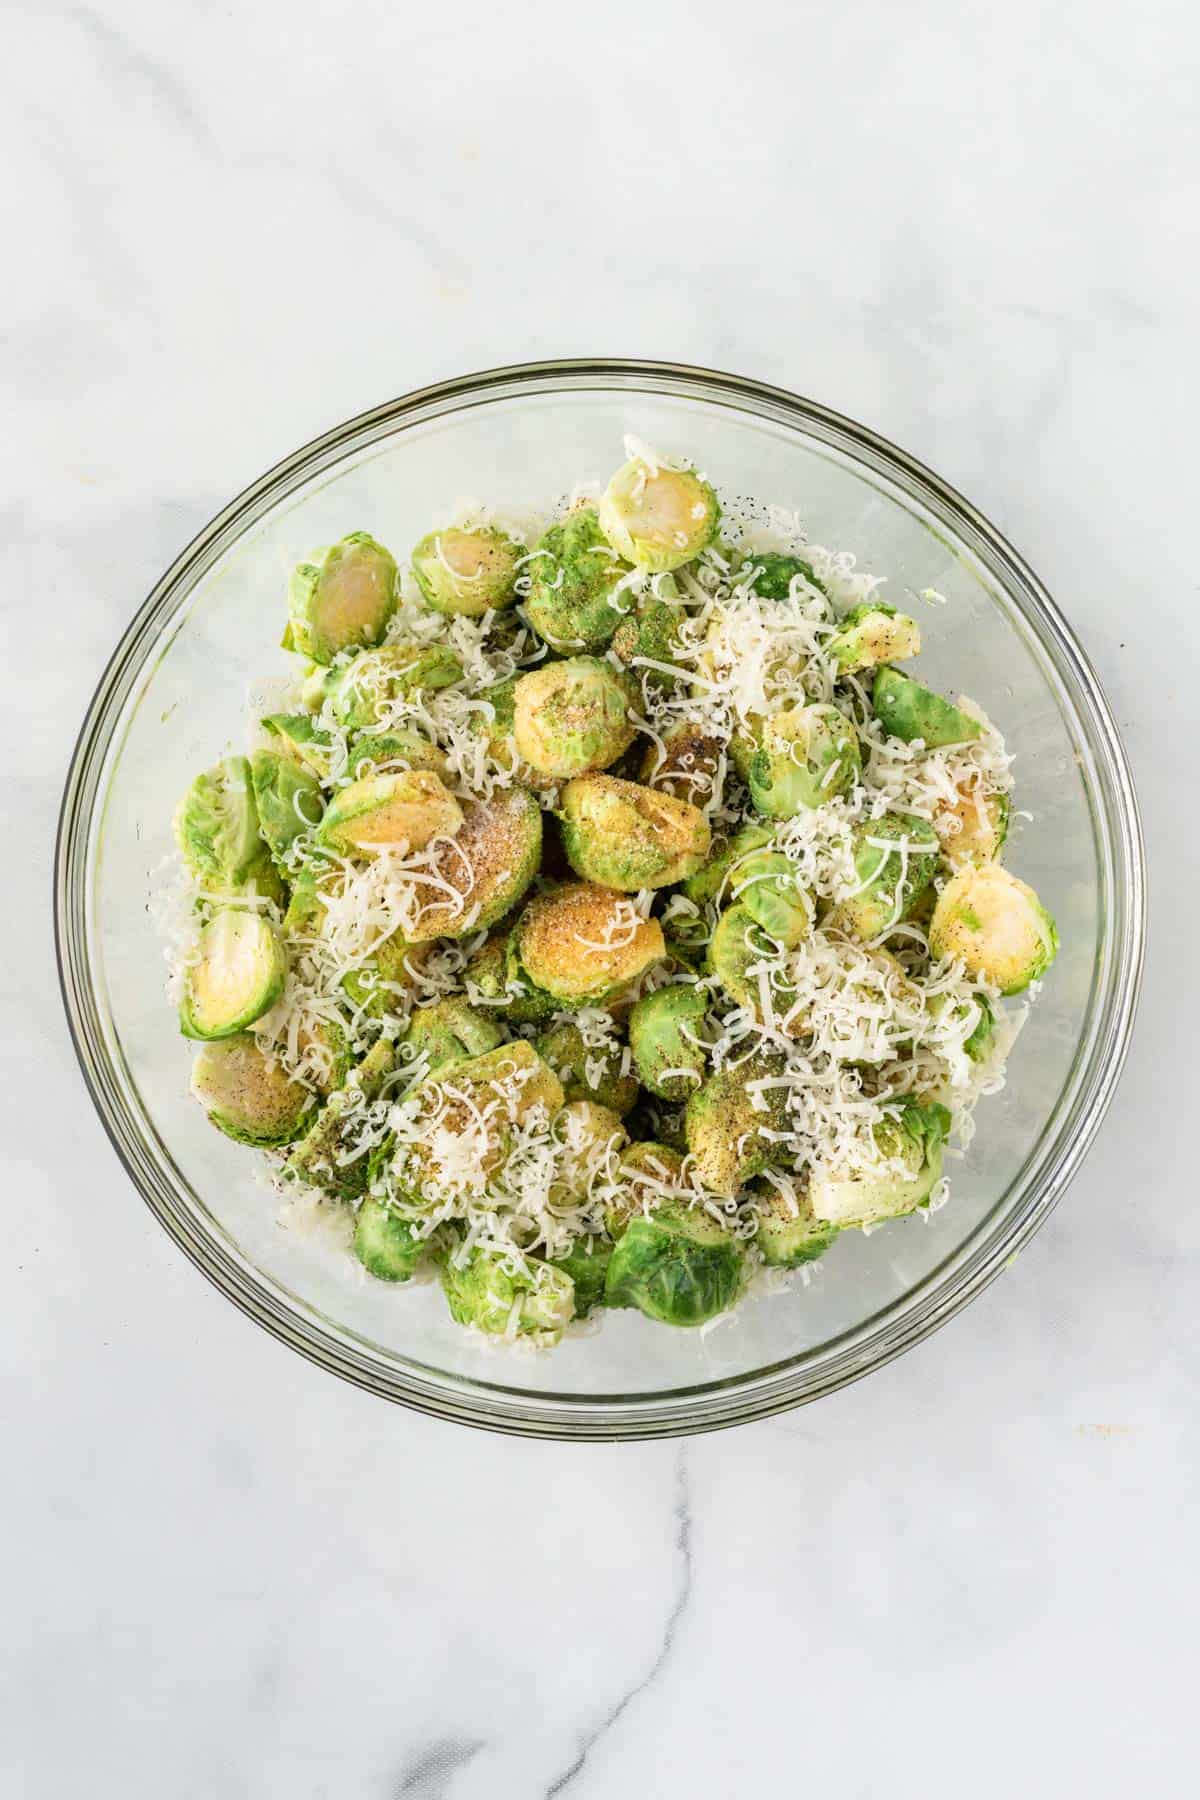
[166,443,1058,1346]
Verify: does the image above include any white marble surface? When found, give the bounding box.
[4,0,1197,1794]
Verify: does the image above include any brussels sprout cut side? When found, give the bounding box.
[284,532,398,664]
[412,526,522,618]
[599,455,720,572]
[180,911,287,1041]
[191,1035,316,1146]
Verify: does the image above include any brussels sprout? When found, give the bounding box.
[516,883,666,1004]
[827,602,921,673]
[287,1040,396,1199]
[524,509,634,652]
[929,864,1058,994]
[283,532,398,663]
[174,756,270,890]
[752,1181,840,1267]
[931,991,996,1063]
[707,904,798,1025]
[464,930,560,1024]
[249,750,324,869]
[559,774,711,891]
[552,1101,628,1211]
[353,1196,424,1282]
[684,1050,789,1196]
[346,729,449,781]
[317,769,463,856]
[534,1023,639,1114]
[310,643,464,730]
[261,712,334,779]
[411,525,522,618]
[809,1099,950,1227]
[824,813,940,941]
[872,668,984,747]
[629,985,708,1101]
[638,720,725,807]
[602,1140,687,1240]
[598,456,720,572]
[441,1249,575,1345]
[417,1042,563,1163]
[340,931,422,1020]
[403,787,543,942]
[400,998,503,1079]
[747,704,861,818]
[682,823,774,906]
[932,787,1010,871]
[609,585,685,689]
[180,910,287,1041]
[604,1204,743,1326]
[512,657,637,778]
[741,552,828,604]
[546,1238,611,1317]
[728,848,812,948]
[190,1034,316,1146]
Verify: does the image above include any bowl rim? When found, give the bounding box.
[55,356,1147,1439]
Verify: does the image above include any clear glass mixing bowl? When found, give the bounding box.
[55,361,1145,1438]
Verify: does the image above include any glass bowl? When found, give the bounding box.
[55,360,1145,1439]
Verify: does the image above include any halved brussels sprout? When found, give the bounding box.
[392,1043,564,1205]
[728,848,812,947]
[603,1139,686,1239]
[411,525,522,618]
[932,786,1010,871]
[707,904,799,1025]
[741,552,829,604]
[340,932,423,1019]
[249,750,324,869]
[512,657,637,778]
[610,583,685,688]
[604,1204,743,1326]
[310,642,463,730]
[752,1181,840,1267]
[827,602,920,673]
[261,713,334,779]
[823,814,940,941]
[684,1050,789,1196]
[546,1238,611,1318]
[524,509,634,651]
[174,756,268,889]
[180,910,287,1041]
[534,1022,639,1114]
[872,668,983,747]
[552,1101,628,1206]
[638,720,725,806]
[403,787,542,942]
[809,1100,949,1227]
[682,823,774,906]
[287,1039,396,1199]
[747,704,861,818]
[463,930,560,1024]
[353,1196,425,1282]
[400,997,503,1079]
[190,1034,316,1146]
[559,774,711,891]
[628,984,708,1101]
[317,769,463,856]
[516,883,666,1005]
[441,1249,576,1345]
[929,864,1058,994]
[598,456,720,572]
[346,729,449,781]
[284,532,398,663]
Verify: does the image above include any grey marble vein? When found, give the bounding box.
[544,1450,693,1799]
[393,1736,485,1800]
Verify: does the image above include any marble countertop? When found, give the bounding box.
[6,1,1196,1794]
